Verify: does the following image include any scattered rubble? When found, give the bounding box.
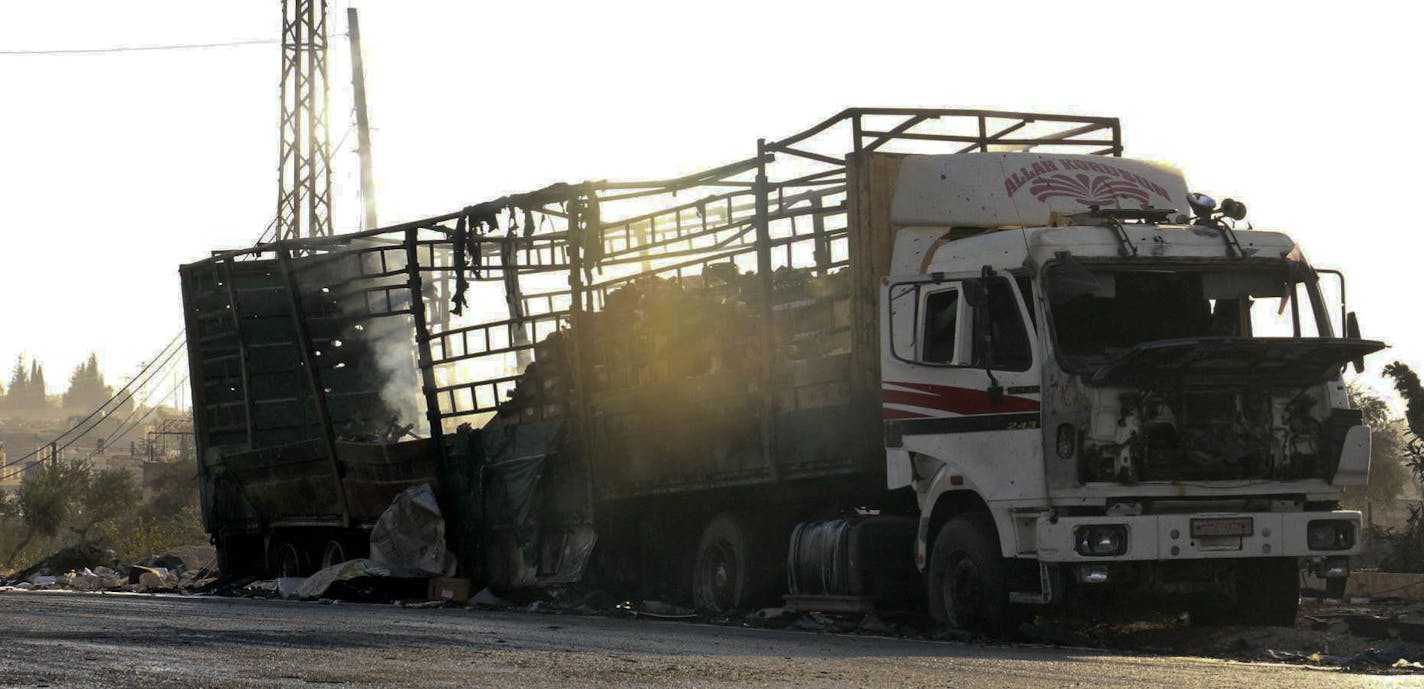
[7,502,1423,674]
[294,558,431,602]
[1,544,217,595]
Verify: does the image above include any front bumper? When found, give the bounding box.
[1034,510,1362,563]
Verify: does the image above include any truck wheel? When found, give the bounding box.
[1325,576,1347,600]
[269,540,305,578]
[927,513,1017,639]
[1239,558,1300,626]
[1186,597,1231,627]
[1190,558,1300,626]
[693,513,774,613]
[318,539,347,570]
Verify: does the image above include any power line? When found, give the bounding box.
[15,333,183,450]
[0,38,281,56]
[1,338,186,473]
[0,357,188,484]
[21,373,191,481]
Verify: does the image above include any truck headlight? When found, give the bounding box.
[1074,524,1128,557]
[1307,520,1355,551]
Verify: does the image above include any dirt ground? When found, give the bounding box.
[2,591,1418,689]
[1041,599,1424,670]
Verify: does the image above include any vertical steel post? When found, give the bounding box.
[220,258,256,449]
[565,188,597,518]
[406,227,444,445]
[810,194,828,275]
[347,7,378,230]
[275,247,349,526]
[753,140,779,481]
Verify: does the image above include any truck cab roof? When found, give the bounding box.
[885,150,1297,275]
[893,224,1300,277]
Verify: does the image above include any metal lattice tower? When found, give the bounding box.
[276,0,334,240]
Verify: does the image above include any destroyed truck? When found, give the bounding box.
[181,108,1382,634]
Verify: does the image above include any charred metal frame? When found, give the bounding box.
[188,108,1122,504]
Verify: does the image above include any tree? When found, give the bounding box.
[2,463,141,568]
[73,468,141,540]
[29,360,46,409]
[63,354,114,411]
[5,356,27,410]
[3,356,50,411]
[1345,384,1412,509]
[1385,362,1424,479]
[1374,362,1424,573]
[5,462,86,567]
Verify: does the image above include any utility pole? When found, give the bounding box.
[347,7,378,230]
[276,0,334,240]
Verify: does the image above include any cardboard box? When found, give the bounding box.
[427,576,472,603]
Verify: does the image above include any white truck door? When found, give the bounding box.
[882,272,1043,502]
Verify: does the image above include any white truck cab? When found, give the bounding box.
[877,152,1380,632]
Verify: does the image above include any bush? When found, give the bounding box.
[1,458,206,574]
[1377,506,1424,573]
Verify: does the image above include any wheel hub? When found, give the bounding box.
[943,554,982,627]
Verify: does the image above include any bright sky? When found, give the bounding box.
[1,0,1420,399]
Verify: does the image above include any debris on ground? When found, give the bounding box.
[628,600,696,620]
[466,586,513,610]
[368,484,456,576]
[1039,598,1424,674]
[1,544,219,594]
[427,576,472,604]
[1264,645,1424,671]
[294,558,432,602]
[8,547,1424,676]
[5,544,108,585]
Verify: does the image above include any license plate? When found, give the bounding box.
[1191,517,1253,538]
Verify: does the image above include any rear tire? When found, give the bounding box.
[269,540,305,578]
[927,512,1018,639]
[318,539,347,570]
[692,513,780,613]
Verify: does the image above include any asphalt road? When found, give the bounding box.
[0,591,1416,689]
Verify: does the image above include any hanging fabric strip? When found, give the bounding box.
[451,213,469,316]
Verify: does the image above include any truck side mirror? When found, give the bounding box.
[962,279,987,308]
[1346,311,1364,372]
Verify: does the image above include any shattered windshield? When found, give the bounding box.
[1044,263,1329,369]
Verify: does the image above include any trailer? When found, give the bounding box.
[182,108,1381,633]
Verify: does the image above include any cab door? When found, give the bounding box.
[881,271,1043,501]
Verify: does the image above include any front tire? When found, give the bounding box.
[1325,576,1347,600]
[927,513,1018,639]
[1239,558,1300,626]
[1190,558,1300,626]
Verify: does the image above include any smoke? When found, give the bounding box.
[362,313,427,435]
[303,238,428,438]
